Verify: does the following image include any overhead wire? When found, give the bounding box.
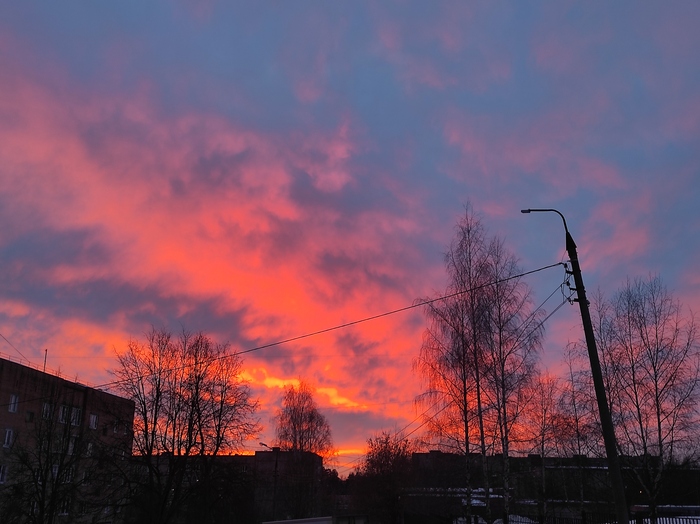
[505,269,575,356]
[0,331,29,362]
[0,261,567,420]
[95,261,565,392]
[3,279,571,482]
[334,276,573,475]
[335,278,573,475]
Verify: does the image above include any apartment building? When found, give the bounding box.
[0,355,134,523]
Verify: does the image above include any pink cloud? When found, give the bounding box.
[579,193,653,275]
[278,10,345,104]
[0,50,436,457]
[442,102,624,198]
[371,3,509,92]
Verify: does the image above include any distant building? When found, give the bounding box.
[0,355,134,522]
[405,451,700,522]
[219,448,325,522]
[136,447,326,523]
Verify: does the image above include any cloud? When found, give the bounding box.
[317,387,366,409]
[2,1,700,461]
[371,2,511,92]
[0,33,436,448]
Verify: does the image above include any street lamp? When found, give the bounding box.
[521,208,629,524]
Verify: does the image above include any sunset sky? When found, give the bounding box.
[1,2,699,476]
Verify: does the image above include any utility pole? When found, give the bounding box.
[522,208,628,524]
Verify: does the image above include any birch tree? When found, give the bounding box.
[274,380,332,457]
[414,207,543,523]
[482,236,544,523]
[413,207,494,520]
[594,276,699,523]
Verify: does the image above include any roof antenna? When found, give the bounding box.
[43,349,47,373]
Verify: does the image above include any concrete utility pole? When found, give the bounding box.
[521,208,629,524]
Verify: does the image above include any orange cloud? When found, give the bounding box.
[0,48,435,458]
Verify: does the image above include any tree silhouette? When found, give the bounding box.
[274,380,332,457]
[591,276,699,524]
[355,431,415,524]
[414,206,543,523]
[112,327,260,524]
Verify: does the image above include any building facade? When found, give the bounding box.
[0,356,134,523]
[253,448,325,522]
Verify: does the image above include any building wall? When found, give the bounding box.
[253,448,324,522]
[0,356,135,522]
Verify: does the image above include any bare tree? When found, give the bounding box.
[557,343,608,460]
[0,382,131,524]
[482,236,544,523]
[273,380,332,457]
[414,207,543,524]
[112,327,259,524]
[524,372,562,459]
[522,371,564,521]
[553,344,608,517]
[592,276,700,523]
[413,207,494,520]
[0,386,87,524]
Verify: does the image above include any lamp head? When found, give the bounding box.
[521,209,531,214]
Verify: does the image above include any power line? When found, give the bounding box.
[237,262,564,357]
[0,331,29,362]
[0,261,565,413]
[95,261,564,391]
[344,281,572,474]
[2,278,575,477]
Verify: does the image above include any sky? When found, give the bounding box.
[1,1,699,476]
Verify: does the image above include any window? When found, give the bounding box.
[8,394,18,413]
[57,497,71,516]
[25,411,34,423]
[58,405,69,424]
[52,464,59,479]
[68,436,77,455]
[86,442,93,457]
[89,413,98,430]
[42,403,52,420]
[0,465,7,484]
[63,466,73,483]
[3,429,13,448]
[70,407,81,426]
